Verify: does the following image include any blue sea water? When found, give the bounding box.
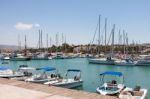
[0,58,149,98]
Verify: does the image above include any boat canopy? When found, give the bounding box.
[36,66,56,71]
[67,69,81,72]
[100,71,123,77]
[0,66,10,70]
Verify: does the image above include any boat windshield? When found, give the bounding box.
[66,69,81,79]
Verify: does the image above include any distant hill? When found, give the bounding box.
[0,44,18,50]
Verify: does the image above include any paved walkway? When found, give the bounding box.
[0,78,118,99]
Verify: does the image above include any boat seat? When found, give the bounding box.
[107,83,117,87]
[111,80,117,84]
[51,74,56,78]
[24,72,32,76]
[74,76,80,81]
[133,91,144,96]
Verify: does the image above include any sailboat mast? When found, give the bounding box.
[98,15,101,55]
[41,30,43,48]
[46,33,48,52]
[38,30,41,49]
[126,33,128,55]
[111,24,115,57]
[123,30,126,55]
[105,18,107,53]
[24,35,27,56]
[18,34,21,51]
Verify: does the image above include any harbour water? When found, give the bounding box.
[0,58,150,98]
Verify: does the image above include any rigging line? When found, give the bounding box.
[100,24,105,45]
[91,20,99,44]
[107,27,113,45]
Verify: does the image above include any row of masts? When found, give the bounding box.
[17,31,67,52]
[92,15,130,56]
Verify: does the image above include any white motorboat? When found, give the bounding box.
[31,53,49,60]
[0,66,24,78]
[44,69,83,88]
[115,59,135,66]
[10,56,30,61]
[135,60,150,66]
[134,55,150,66]
[96,71,125,95]
[1,56,10,60]
[11,65,36,81]
[88,57,115,65]
[25,66,58,84]
[119,86,147,99]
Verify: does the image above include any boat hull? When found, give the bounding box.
[54,80,83,88]
[96,83,125,95]
[119,87,147,99]
[10,57,31,61]
[89,59,115,65]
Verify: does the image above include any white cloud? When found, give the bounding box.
[14,22,33,30]
[34,24,40,27]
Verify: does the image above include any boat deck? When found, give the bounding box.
[0,78,118,99]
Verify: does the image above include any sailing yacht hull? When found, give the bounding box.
[89,59,115,65]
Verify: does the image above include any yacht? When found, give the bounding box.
[89,57,115,65]
[115,59,135,66]
[135,55,150,66]
[10,54,30,61]
[1,56,10,60]
[31,53,49,60]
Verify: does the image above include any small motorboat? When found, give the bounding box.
[96,71,125,95]
[119,86,147,99]
[11,65,36,81]
[0,66,24,78]
[1,56,10,60]
[44,69,83,88]
[25,66,58,84]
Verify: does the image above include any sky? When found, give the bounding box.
[0,0,150,47]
